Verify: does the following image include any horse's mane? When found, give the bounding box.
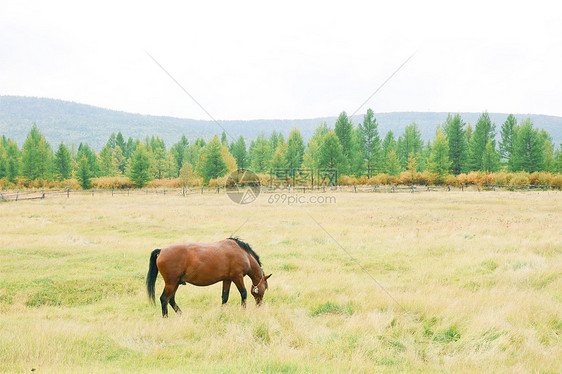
[228,237,262,267]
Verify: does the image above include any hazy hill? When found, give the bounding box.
[1,96,561,150]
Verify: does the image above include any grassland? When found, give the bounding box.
[0,191,560,373]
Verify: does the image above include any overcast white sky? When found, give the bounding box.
[1,1,561,120]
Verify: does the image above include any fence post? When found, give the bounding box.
[112,188,114,196]
[354,185,357,193]
[201,187,204,194]
[461,184,464,192]
[16,190,19,201]
[448,185,451,191]
[42,189,45,199]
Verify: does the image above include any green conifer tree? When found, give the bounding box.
[232,136,248,169]
[54,142,72,180]
[385,149,401,176]
[511,118,544,172]
[318,131,346,173]
[286,127,305,170]
[249,133,272,173]
[499,114,517,167]
[199,136,228,183]
[468,112,496,171]
[303,123,329,170]
[129,144,151,187]
[481,139,500,172]
[76,155,92,189]
[429,128,451,182]
[22,124,53,180]
[271,139,289,174]
[397,122,423,170]
[444,113,467,174]
[334,111,353,173]
[359,109,382,177]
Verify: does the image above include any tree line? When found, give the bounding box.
[1,110,561,189]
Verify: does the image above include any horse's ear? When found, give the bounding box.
[265,274,272,280]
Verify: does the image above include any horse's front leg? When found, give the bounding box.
[233,276,247,308]
[222,280,231,305]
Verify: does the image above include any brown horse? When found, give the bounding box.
[146,237,271,317]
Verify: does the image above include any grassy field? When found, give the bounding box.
[0,191,560,373]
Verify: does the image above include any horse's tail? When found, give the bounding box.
[146,249,161,304]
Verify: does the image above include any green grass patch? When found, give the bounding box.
[24,276,137,307]
[280,263,298,272]
[433,324,461,343]
[310,301,354,317]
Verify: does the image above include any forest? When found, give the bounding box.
[1,109,561,190]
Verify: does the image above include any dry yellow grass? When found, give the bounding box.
[0,191,560,373]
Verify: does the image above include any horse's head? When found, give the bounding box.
[251,274,272,306]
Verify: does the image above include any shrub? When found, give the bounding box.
[338,175,358,186]
[33,179,53,189]
[146,178,181,188]
[492,172,508,185]
[466,171,482,185]
[0,178,9,189]
[60,178,81,190]
[480,173,495,185]
[534,172,551,185]
[529,172,539,185]
[445,174,459,186]
[420,171,438,185]
[190,177,203,187]
[366,175,381,185]
[369,173,395,185]
[550,174,562,186]
[398,171,417,185]
[509,172,530,186]
[207,176,228,187]
[457,173,468,186]
[357,175,369,185]
[91,176,134,189]
[256,173,272,187]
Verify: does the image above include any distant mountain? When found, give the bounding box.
[1,96,561,150]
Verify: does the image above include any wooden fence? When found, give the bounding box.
[1,183,560,203]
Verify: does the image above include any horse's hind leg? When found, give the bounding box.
[160,283,176,318]
[169,284,182,315]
